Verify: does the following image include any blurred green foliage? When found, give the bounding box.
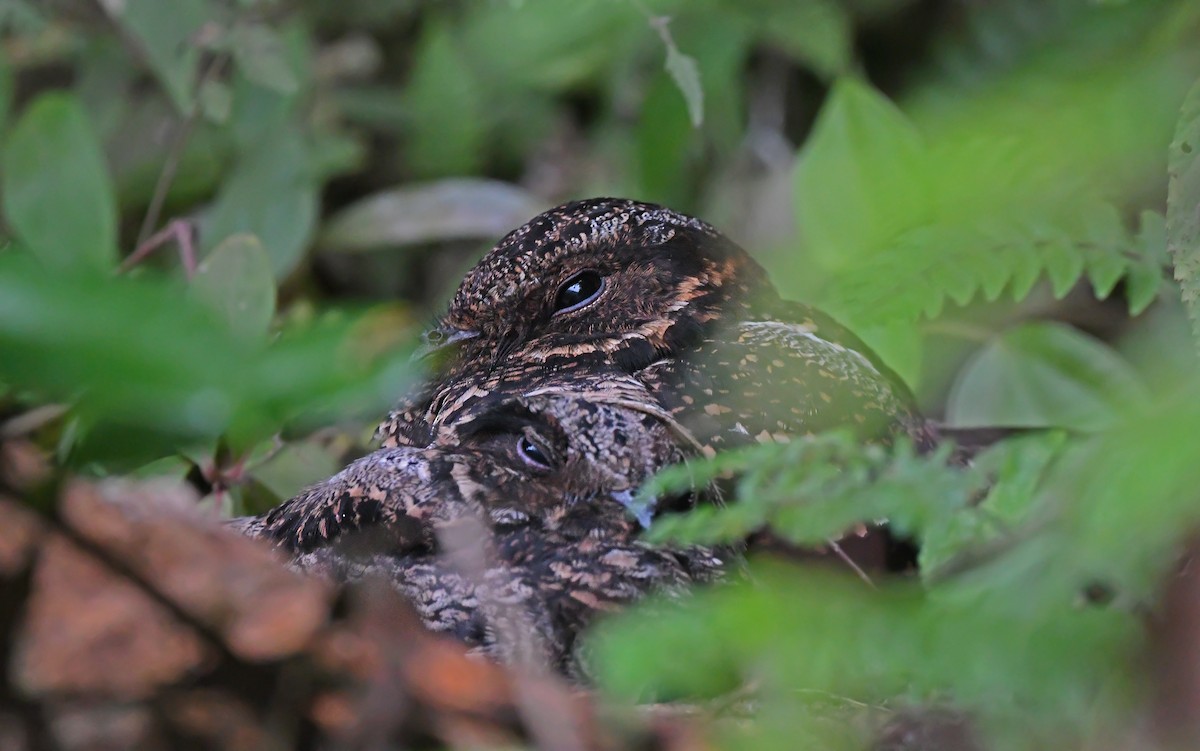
[2,0,1200,748]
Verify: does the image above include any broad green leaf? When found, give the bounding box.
[0,53,11,138]
[198,78,233,124]
[0,0,45,34]
[634,72,696,207]
[225,21,311,149]
[251,440,341,503]
[636,13,751,205]
[1167,76,1200,347]
[190,233,276,340]
[795,79,930,270]
[655,22,704,128]
[98,0,208,113]
[854,320,923,391]
[202,130,318,279]
[318,179,543,253]
[754,1,851,79]
[404,22,487,178]
[230,22,300,94]
[2,93,117,270]
[461,0,641,92]
[947,322,1147,431]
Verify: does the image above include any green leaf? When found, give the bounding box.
[795,79,930,270]
[0,0,46,34]
[198,78,233,124]
[460,0,641,93]
[854,321,923,391]
[250,440,341,506]
[202,130,318,279]
[98,0,208,113]
[1,93,117,270]
[318,179,543,253]
[591,565,1130,722]
[1042,233,1086,298]
[0,52,12,138]
[947,322,1147,431]
[230,22,300,94]
[404,22,487,178]
[919,430,1067,576]
[190,233,276,340]
[652,18,704,128]
[1127,211,1166,315]
[1167,76,1200,347]
[753,1,851,79]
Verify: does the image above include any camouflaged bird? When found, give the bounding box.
[377,197,934,456]
[237,392,721,673]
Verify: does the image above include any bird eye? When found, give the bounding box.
[424,328,446,345]
[517,435,553,469]
[553,270,605,315]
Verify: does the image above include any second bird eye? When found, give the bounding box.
[553,271,604,314]
[517,436,552,469]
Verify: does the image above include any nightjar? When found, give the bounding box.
[237,392,721,674]
[377,197,933,456]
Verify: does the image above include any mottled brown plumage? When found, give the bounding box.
[238,393,721,674]
[376,197,928,455]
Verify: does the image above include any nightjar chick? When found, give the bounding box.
[236,392,722,674]
[378,197,935,457]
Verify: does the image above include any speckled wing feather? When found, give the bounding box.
[640,321,934,454]
[248,447,466,554]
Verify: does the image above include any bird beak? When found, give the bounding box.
[413,326,480,361]
[611,489,656,529]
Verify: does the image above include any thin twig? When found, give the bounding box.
[120,219,198,278]
[827,537,878,590]
[135,54,229,247]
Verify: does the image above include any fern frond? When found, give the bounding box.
[643,433,983,548]
[816,207,1166,327]
[644,430,1068,582]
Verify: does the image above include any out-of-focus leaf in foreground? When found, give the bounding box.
[598,372,1200,745]
[0,255,416,457]
[644,435,982,550]
[591,565,1132,733]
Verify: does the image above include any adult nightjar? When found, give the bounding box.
[378,197,935,456]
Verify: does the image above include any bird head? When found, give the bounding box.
[448,391,689,533]
[424,198,774,374]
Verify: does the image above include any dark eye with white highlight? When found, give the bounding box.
[552,270,605,315]
[517,435,553,469]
